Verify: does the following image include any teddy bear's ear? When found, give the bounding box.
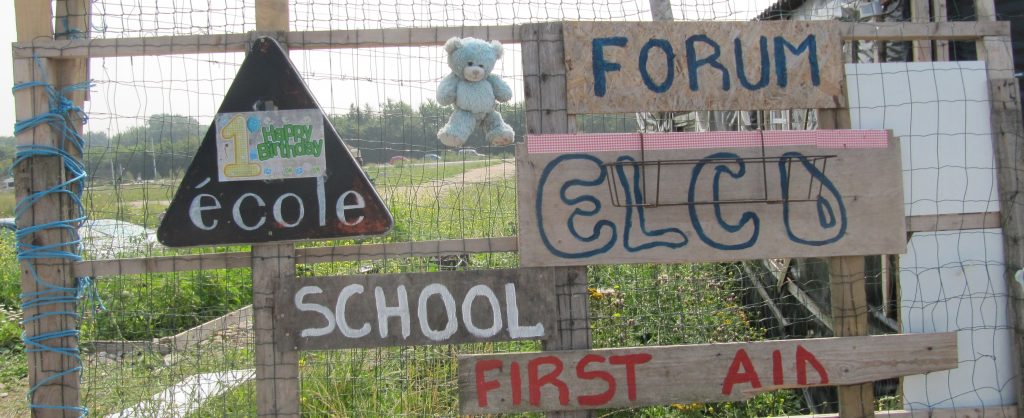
[445,37,463,53]
[491,40,504,59]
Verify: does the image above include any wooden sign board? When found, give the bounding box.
[564,21,843,113]
[275,268,566,350]
[459,332,957,414]
[517,131,906,267]
[158,37,392,247]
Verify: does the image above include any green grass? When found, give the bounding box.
[0,192,13,218]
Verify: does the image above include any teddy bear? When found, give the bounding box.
[436,37,515,148]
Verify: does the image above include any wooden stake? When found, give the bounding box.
[13,2,84,417]
[521,21,591,418]
[910,0,933,61]
[251,2,300,417]
[830,256,874,418]
[252,243,300,417]
[932,0,949,60]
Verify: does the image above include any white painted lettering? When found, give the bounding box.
[188,193,221,230]
[375,285,411,339]
[273,193,304,228]
[336,190,366,226]
[336,284,370,338]
[504,283,544,339]
[462,285,503,338]
[417,283,458,341]
[232,192,266,231]
[317,175,326,226]
[294,286,335,338]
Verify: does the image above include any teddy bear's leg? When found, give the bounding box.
[484,110,515,146]
[437,109,476,148]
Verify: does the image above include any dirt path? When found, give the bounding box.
[381,160,516,200]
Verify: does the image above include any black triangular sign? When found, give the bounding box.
[158,37,392,247]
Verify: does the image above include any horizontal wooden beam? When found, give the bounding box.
[906,211,1001,233]
[13,22,1009,59]
[70,209,998,278]
[787,405,1017,418]
[71,237,518,277]
[838,20,1009,42]
[13,25,521,58]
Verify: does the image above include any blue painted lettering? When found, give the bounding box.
[734,36,771,91]
[592,37,629,97]
[774,35,820,87]
[687,153,760,250]
[778,152,846,245]
[536,154,617,258]
[686,35,730,92]
[638,39,675,93]
[614,156,688,251]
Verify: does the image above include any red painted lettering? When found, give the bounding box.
[511,361,522,406]
[796,345,828,385]
[609,353,652,401]
[529,356,570,406]
[576,354,616,406]
[475,359,503,407]
[772,349,784,385]
[722,348,762,395]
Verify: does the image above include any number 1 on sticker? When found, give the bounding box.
[221,115,262,178]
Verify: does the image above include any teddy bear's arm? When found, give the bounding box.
[437,73,460,105]
[487,74,513,102]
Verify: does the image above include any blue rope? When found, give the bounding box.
[11,55,97,417]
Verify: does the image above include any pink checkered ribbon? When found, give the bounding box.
[526,130,889,154]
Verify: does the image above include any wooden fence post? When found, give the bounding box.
[974,0,1024,412]
[521,22,593,418]
[252,1,300,417]
[252,244,300,417]
[13,2,86,417]
[829,256,874,418]
[820,81,873,417]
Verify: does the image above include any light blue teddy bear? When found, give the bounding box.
[436,37,515,148]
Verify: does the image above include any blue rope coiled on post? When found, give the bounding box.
[11,56,97,417]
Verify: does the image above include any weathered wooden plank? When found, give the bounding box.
[910,0,933,61]
[252,243,299,418]
[986,76,1024,418]
[70,237,518,277]
[520,25,589,418]
[975,0,1024,406]
[67,209,1002,279]
[256,0,288,33]
[518,134,906,267]
[931,0,949,60]
[458,333,958,414]
[276,268,562,350]
[829,256,873,418]
[521,22,572,136]
[11,22,1008,60]
[786,280,834,332]
[837,21,1007,41]
[563,21,845,113]
[13,2,85,417]
[742,262,791,328]
[787,405,1017,418]
[162,305,252,352]
[905,211,1001,233]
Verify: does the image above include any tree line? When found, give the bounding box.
[0,100,637,183]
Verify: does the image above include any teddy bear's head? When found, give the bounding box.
[444,37,503,83]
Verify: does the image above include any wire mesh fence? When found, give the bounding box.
[0,0,1020,416]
